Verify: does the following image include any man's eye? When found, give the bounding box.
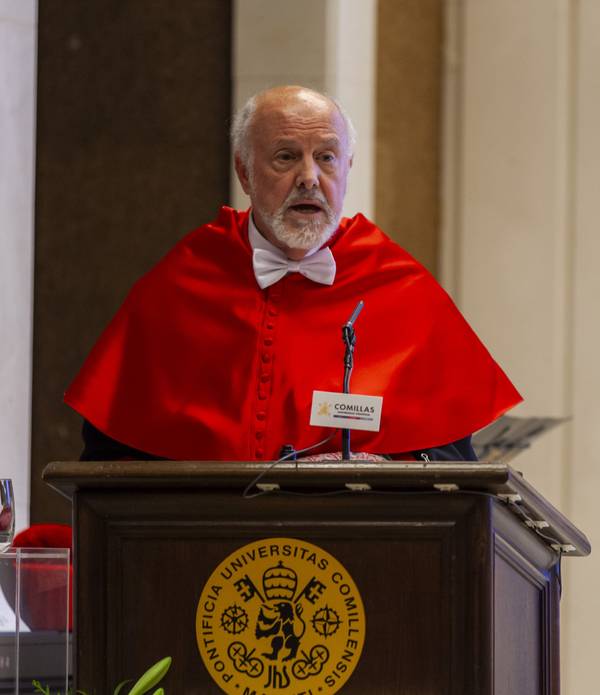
[276,152,295,162]
[320,153,336,163]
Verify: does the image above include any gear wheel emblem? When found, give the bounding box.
[220,603,249,635]
[311,605,342,638]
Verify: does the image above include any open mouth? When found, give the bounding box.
[288,203,323,214]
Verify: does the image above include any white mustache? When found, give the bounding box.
[284,192,333,218]
[287,192,326,204]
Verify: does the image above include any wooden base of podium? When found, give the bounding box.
[44,461,589,694]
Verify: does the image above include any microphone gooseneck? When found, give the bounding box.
[341,300,364,460]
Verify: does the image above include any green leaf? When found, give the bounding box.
[127,657,172,695]
[31,681,50,695]
[113,679,133,695]
[151,689,164,695]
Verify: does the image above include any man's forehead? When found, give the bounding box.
[252,100,347,144]
[256,86,334,114]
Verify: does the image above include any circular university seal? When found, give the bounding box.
[195,538,366,694]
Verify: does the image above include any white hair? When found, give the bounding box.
[231,95,259,167]
[230,88,357,168]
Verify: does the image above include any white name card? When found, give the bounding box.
[310,390,383,432]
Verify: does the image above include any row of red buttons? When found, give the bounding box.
[254,285,282,458]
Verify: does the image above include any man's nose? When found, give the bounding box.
[295,157,319,189]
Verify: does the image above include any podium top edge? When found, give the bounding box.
[42,460,591,557]
[43,459,511,488]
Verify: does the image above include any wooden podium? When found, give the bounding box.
[44,461,590,695]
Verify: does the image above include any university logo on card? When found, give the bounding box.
[195,538,366,694]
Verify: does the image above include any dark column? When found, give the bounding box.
[32,0,232,523]
[375,0,443,275]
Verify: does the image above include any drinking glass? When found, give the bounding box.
[0,479,14,552]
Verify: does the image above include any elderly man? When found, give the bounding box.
[66,86,520,461]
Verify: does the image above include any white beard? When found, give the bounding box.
[253,190,341,252]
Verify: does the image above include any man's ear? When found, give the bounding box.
[234,154,252,195]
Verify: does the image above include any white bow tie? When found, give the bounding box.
[252,246,336,289]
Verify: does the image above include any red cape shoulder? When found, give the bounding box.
[65,207,521,459]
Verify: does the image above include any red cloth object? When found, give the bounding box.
[12,524,72,552]
[65,207,522,460]
[11,524,73,630]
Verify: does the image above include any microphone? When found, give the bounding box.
[344,300,364,329]
[280,300,365,464]
[341,300,365,460]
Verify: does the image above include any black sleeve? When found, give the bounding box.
[80,420,164,461]
[411,434,477,462]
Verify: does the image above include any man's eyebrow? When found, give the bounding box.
[319,137,342,149]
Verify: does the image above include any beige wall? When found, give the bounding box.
[566,1,600,689]
[0,0,36,533]
[441,1,599,691]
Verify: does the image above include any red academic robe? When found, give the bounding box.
[65,207,522,460]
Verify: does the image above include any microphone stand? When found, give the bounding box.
[341,300,364,461]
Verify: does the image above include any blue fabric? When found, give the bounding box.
[411,435,477,462]
[80,420,164,461]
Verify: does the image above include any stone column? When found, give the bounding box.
[0,0,37,532]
